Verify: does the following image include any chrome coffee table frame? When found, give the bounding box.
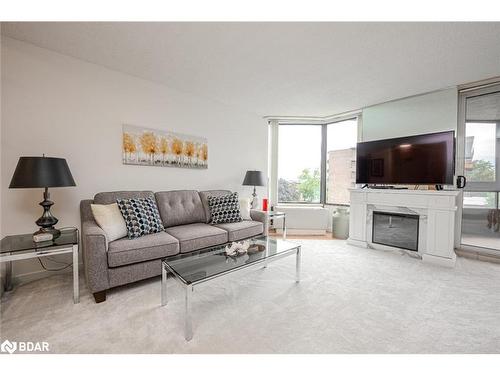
[160,238,301,341]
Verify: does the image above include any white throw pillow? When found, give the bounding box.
[239,197,252,220]
[90,203,128,242]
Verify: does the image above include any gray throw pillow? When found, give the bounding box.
[207,192,243,224]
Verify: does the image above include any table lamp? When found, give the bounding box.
[242,170,266,209]
[9,156,76,238]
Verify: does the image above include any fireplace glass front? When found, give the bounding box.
[372,211,419,251]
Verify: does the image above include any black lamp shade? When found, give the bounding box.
[242,170,266,187]
[9,157,76,189]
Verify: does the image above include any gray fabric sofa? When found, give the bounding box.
[80,189,267,303]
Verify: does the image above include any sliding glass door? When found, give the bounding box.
[458,85,500,252]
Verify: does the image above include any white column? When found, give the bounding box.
[268,120,279,208]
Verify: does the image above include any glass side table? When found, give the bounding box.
[268,211,286,239]
[0,229,79,304]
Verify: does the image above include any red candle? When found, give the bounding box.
[262,198,268,211]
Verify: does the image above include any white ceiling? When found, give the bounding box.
[2,22,500,117]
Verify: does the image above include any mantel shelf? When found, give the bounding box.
[349,188,460,197]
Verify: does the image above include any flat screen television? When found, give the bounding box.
[356,131,455,185]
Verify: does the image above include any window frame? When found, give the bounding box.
[276,115,360,206]
[277,123,323,204]
[456,82,500,254]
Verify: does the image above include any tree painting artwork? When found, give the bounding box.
[122,124,208,169]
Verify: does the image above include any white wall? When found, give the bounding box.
[1,37,267,282]
[361,88,458,141]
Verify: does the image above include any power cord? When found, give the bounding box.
[37,226,78,271]
[38,257,73,271]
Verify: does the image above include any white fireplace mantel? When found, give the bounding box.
[347,188,461,267]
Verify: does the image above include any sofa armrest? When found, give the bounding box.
[250,209,268,235]
[81,221,110,293]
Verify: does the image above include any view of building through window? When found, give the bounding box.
[277,119,358,204]
[326,119,358,204]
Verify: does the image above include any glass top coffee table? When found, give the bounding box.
[161,235,301,341]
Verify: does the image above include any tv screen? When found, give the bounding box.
[356,131,455,185]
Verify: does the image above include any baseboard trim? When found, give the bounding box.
[275,229,326,236]
[456,249,500,264]
[346,238,368,248]
[422,253,456,268]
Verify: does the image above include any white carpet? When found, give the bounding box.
[1,239,500,354]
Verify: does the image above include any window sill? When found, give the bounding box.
[276,203,324,208]
[277,202,352,208]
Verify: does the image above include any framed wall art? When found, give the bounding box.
[122,124,208,169]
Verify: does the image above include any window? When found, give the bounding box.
[463,192,497,209]
[464,122,496,182]
[276,117,359,204]
[326,119,358,205]
[459,86,500,252]
[278,125,322,203]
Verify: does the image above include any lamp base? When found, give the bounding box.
[34,187,61,239]
[251,187,259,209]
[33,227,61,239]
[251,196,259,209]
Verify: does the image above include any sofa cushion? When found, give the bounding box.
[90,203,128,242]
[166,223,228,253]
[215,220,264,242]
[239,197,252,220]
[155,190,206,228]
[94,191,155,205]
[107,231,179,267]
[199,190,231,223]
